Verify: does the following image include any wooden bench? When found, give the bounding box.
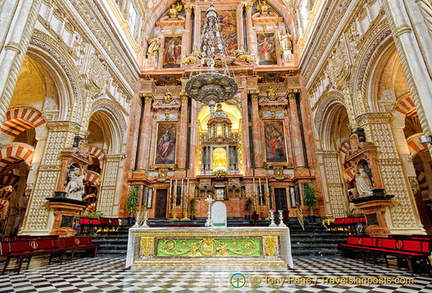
[339,236,432,275]
[59,236,99,261]
[0,236,99,274]
[0,238,67,274]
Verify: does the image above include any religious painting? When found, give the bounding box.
[155,122,177,164]
[163,36,182,68]
[201,9,238,53]
[264,120,287,162]
[257,33,277,65]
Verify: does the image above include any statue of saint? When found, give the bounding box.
[257,0,270,15]
[355,168,373,197]
[65,166,85,200]
[279,27,293,52]
[147,34,160,57]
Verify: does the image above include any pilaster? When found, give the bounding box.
[359,113,425,234]
[19,121,80,235]
[98,154,124,217]
[320,151,346,218]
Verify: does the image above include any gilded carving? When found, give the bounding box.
[263,236,278,257]
[157,238,261,257]
[141,237,155,257]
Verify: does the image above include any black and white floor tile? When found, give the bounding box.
[0,256,431,292]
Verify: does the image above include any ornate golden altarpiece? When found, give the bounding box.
[126,227,293,271]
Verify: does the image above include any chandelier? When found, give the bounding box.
[185,5,238,111]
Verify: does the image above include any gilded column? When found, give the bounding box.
[136,94,154,170]
[360,114,425,234]
[0,0,43,124]
[98,154,124,217]
[177,92,189,169]
[250,90,264,168]
[19,121,80,235]
[287,90,305,167]
[243,3,258,58]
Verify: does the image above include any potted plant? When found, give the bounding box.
[126,186,140,225]
[244,197,253,220]
[189,198,196,220]
[303,183,317,223]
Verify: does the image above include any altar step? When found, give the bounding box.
[288,219,348,258]
[92,217,348,257]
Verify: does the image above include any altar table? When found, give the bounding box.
[126,227,293,271]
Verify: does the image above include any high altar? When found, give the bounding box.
[126,226,293,271]
[127,0,317,224]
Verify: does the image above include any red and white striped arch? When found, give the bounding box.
[1,107,46,138]
[88,146,105,162]
[0,144,35,170]
[85,170,100,185]
[394,96,416,116]
[407,134,429,157]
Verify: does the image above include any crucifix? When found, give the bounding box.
[205,195,214,227]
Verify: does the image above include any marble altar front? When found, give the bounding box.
[126,227,293,271]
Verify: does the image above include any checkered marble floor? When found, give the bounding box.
[0,256,431,292]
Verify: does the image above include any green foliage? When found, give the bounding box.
[303,183,317,214]
[189,198,196,215]
[80,210,103,219]
[244,197,253,213]
[212,170,227,177]
[126,186,140,216]
[345,209,354,217]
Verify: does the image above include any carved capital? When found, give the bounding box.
[249,89,260,100]
[185,5,194,14]
[144,93,154,103]
[394,24,412,38]
[243,3,253,11]
[180,91,189,102]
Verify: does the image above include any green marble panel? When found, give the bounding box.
[156,238,262,257]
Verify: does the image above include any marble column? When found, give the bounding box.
[0,0,43,124]
[243,3,258,59]
[287,91,305,167]
[241,80,252,176]
[181,5,194,56]
[250,90,264,168]
[136,94,154,170]
[19,121,80,235]
[177,92,189,169]
[189,98,199,175]
[384,0,432,156]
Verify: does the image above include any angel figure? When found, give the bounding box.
[168,2,183,18]
[181,45,203,65]
[231,45,255,63]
